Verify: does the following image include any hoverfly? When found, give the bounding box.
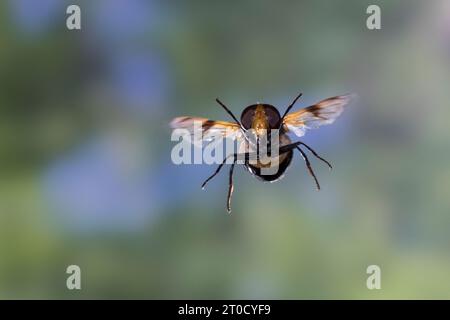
[171,93,353,213]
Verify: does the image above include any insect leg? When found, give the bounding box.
[279,141,304,154]
[296,146,321,190]
[226,160,236,213]
[201,150,257,190]
[201,155,231,190]
[298,141,333,170]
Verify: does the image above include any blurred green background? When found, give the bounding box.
[1,0,450,299]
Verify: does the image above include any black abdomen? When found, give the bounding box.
[245,150,293,182]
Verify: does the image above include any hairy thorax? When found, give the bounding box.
[239,132,291,169]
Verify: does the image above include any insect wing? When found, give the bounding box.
[282,94,354,137]
[170,117,243,146]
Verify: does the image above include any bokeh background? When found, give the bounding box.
[1,0,450,299]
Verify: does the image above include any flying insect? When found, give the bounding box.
[171,93,353,213]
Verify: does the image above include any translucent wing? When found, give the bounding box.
[282,94,354,137]
[170,116,243,146]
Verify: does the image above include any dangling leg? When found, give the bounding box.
[201,155,233,189]
[278,141,332,170]
[201,151,252,190]
[297,141,332,170]
[226,161,236,213]
[279,141,304,154]
[296,146,321,190]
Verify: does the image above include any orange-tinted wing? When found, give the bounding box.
[170,116,243,146]
[282,94,354,137]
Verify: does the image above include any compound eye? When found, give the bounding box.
[240,106,256,129]
[263,105,281,128]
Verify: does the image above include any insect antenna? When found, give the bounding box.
[280,92,303,126]
[215,98,247,132]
